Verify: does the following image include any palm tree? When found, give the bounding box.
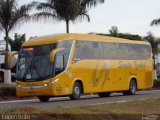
[34,0,105,33]
[0,0,33,83]
[151,18,160,26]
[144,32,159,61]
[144,32,160,79]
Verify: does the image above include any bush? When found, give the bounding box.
[153,80,160,88]
[0,84,16,100]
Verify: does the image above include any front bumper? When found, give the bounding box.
[16,79,60,97]
[16,85,54,97]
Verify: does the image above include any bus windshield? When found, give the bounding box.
[16,40,73,82]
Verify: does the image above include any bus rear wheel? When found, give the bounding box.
[70,82,82,100]
[38,96,50,102]
[98,92,111,97]
[123,80,137,95]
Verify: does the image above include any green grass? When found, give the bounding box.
[1,98,160,120]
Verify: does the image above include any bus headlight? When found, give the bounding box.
[17,85,21,88]
[43,79,59,87]
[44,84,48,87]
[51,79,59,84]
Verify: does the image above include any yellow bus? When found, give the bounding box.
[15,33,153,102]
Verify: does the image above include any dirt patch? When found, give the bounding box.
[32,114,142,120]
[0,84,34,101]
[0,86,16,101]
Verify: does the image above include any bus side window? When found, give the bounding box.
[145,45,152,59]
[102,42,117,60]
[128,44,137,60]
[89,42,103,59]
[117,43,129,60]
[139,45,151,60]
[57,40,72,51]
[55,54,64,74]
[56,40,73,69]
[74,41,91,59]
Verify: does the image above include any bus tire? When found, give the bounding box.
[38,96,50,102]
[70,82,82,100]
[123,80,137,95]
[98,92,111,97]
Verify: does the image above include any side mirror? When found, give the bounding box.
[50,48,64,63]
[8,51,19,69]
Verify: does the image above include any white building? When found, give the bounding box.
[0,41,6,65]
[0,40,12,83]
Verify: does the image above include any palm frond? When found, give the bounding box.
[9,14,31,32]
[0,0,33,34]
[36,2,55,11]
[34,0,105,33]
[0,26,5,33]
[151,18,160,26]
[73,9,90,23]
[80,0,105,9]
[9,3,33,32]
[33,12,60,22]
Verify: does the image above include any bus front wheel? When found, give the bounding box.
[98,92,111,97]
[38,96,50,102]
[70,82,82,100]
[123,80,137,95]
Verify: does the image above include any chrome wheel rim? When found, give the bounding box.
[74,86,80,96]
[131,82,136,94]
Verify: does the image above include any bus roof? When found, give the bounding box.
[22,33,150,47]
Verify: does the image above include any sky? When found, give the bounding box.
[0,0,160,40]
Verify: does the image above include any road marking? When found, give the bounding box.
[0,99,37,104]
[86,98,158,107]
[0,95,98,104]
[0,90,159,104]
[0,97,68,104]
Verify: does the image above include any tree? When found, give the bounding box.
[108,26,142,40]
[108,26,119,37]
[34,0,105,33]
[144,32,159,60]
[118,33,142,40]
[0,0,33,83]
[0,0,33,67]
[8,33,26,51]
[143,32,160,79]
[151,18,160,26]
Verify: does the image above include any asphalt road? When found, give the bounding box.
[0,90,160,110]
